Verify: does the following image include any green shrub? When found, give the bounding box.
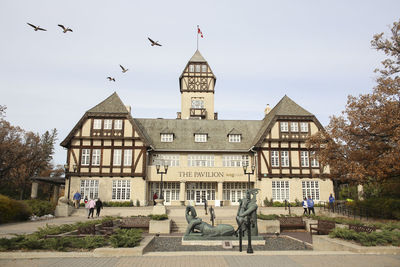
[148,214,168,220]
[0,194,32,224]
[24,199,55,217]
[263,197,274,207]
[136,199,140,207]
[353,198,400,219]
[103,201,133,207]
[329,228,400,246]
[110,229,142,248]
[257,214,279,220]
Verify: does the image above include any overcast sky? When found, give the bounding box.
[1,0,399,166]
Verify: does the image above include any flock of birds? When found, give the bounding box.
[27,22,162,83]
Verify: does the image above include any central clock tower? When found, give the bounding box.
[178,50,217,120]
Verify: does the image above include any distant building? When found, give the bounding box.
[61,50,332,206]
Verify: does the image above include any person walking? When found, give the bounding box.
[95,198,103,217]
[73,191,81,209]
[203,195,208,215]
[307,196,315,215]
[84,196,89,217]
[329,193,335,212]
[302,197,308,215]
[88,198,96,219]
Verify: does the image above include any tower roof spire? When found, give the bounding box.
[189,50,207,63]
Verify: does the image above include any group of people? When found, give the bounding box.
[73,191,103,219]
[302,193,335,215]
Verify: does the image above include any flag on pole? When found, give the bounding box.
[197,26,204,38]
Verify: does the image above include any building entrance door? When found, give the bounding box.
[195,190,206,205]
[164,190,171,205]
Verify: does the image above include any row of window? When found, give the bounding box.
[161,133,241,143]
[270,151,319,168]
[272,180,320,201]
[188,64,208,73]
[93,119,123,130]
[81,149,132,166]
[80,179,131,200]
[152,154,250,167]
[280,122,309,133]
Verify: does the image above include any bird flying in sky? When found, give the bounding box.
[58,24,73,33]
[119,65,129,73]
[107,77,116,82]
[27,23,46,31]
[148,37,162,46]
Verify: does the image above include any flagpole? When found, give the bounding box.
[197,25,199,50]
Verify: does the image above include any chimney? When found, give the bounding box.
[125,105,131,113]
[264,104,271,116]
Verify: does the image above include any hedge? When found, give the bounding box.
[329,228,400,246]
[0,194,31,224]
[351,198,400,220]
[23,199,55,217]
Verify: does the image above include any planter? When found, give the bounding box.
[149,219,171,234]
[258,220,280,234]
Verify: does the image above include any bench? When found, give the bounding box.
[310,220,335,235]
[349,224,376,233]
[120,217,150,230]
[278,217,306,231]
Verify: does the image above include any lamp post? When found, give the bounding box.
[156,164,168,200]
[64,163,77,200]
[243,163,255,254]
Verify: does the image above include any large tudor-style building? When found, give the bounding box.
[61,50,333,206]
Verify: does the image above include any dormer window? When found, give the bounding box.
[280,122,288,132]
[161,133,174,142]
[228,134,241,143]
[195,134,207,142]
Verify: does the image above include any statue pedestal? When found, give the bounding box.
[54,204,74,217]
[182,236,265,246]
[152,199,166,215]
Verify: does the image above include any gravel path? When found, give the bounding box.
[146,236,311,252]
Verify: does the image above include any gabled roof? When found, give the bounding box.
[60,92,150,147]
[252,95,316,147]
[189,50,207,62]
[87,92,129,114]
[227,128,242,136]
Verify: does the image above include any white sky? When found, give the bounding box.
[1,0,399,166]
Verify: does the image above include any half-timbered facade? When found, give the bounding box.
[61,50,333,206]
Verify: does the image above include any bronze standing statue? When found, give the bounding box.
[236,189,259,236]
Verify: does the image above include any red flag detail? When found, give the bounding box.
[198,27,203,38]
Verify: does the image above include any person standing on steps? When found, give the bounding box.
[88,198,96,219]
[302,197,308,215]
[73,191,81,209]
[307,196,315,215]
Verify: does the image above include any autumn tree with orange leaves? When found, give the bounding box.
[308,20,400,198]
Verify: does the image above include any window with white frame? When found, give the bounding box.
[160,133,173,142]
[152,154,180,167]
[124,149,132,166]
[112,180,131,200]
[228,134,241,143]
[272,180,290,201]
[150,182,181,202]
[93,119,102,130]
[191,98,204,108]
[201,64,207,72]
[113,149,122,166]
[186,182,216,201]
[291,122,299,132]
[222,155,249,167]
[280,122,288,132]
[104,119,112,129]
[81,149,90,166]
[195,65,201,72]
[300,122,309,132]
[188,155,214,167]
[302,181,320,200]
[80,179,99,200]
[189,64,194,72]
[92,149,101,166]
[310,151,319,167]
[114,120,123,130]
[194,134,207,142]
[300,151,309,167]
[271,151,280,167]
[222,182,248,203]
[281,151,290,167]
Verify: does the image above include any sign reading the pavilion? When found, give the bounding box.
[178,171,224,178]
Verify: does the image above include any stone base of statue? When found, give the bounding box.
[54,197,74,217]
[152,199,166,215]
[182,234,265,246]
